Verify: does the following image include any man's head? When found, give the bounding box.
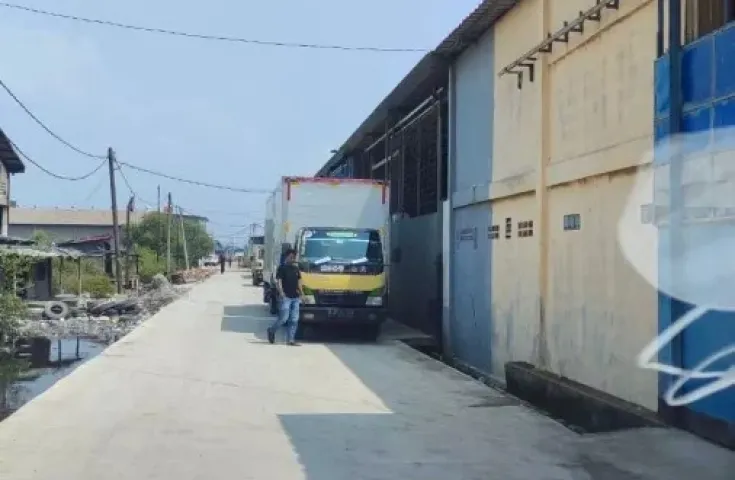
[284,248,297,264]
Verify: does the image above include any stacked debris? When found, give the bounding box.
[18,274,190,344]
[172,268,215,284]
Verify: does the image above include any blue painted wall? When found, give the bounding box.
[654,24,735,425]
[453,28,495,193]
[449,27,495,373]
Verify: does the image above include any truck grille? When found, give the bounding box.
[315,291,367,307]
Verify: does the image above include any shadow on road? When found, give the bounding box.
[221,305,271,342]
[218,298,732,478]
[274,342,528,479]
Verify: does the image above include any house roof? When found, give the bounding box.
[10,207,208,226]
[315,0,518,176]
[0,128,25,174]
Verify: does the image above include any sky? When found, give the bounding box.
[0,0,479,243]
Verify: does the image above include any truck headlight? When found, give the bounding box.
[301,295,315,305]
[365,296,383,306]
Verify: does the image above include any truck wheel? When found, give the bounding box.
[359,325,380,342]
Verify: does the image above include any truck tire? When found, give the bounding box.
[359,325,380,343]
[44,301,69,320]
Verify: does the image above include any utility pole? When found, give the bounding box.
[124,195,133,286]
[156,185,161,261]
[178,206,189,270]
[166,192,172,278]
[107,147,123,294]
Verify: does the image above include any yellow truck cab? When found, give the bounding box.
[295,227,386,338]
[263,177,389,341]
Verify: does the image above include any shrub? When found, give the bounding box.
[137,247,167,283]
[82,275,114,298]
[54,258,114,297]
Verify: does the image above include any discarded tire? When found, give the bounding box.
[44,301,69,320]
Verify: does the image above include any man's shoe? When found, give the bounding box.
[287,341,301,347]
[267,328,275,344]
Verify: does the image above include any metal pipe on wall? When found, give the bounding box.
[363,89,445,155]
[656,0,664,56]
[666,0,685,385]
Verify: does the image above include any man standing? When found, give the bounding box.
[219,252,226,274]
[267,248,302,346]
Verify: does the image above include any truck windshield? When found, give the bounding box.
[301,229,383,264]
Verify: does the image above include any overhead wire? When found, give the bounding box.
[117,162,271,193]
[0,2,427,53]
[0,78,106,159]
[0,74,272,193]
[78,170,108,204]
[8,138,106,180]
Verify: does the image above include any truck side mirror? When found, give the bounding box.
[391,247,401,264]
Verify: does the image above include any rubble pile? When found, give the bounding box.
[19,274,192,344]
[171,267,215,285]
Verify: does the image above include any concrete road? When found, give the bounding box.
[0,270,732,479]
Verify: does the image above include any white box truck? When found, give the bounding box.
[263,177,390,340]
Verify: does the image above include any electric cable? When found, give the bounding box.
[0,76,271,193]
[78,171,108,204]
[0,78,106,159]
[117,161,271,193]
[0,2,427,53]
[8,138,106,180]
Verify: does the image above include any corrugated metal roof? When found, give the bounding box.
[0,244,82,258]
[0,128,25,174]
[315,0,518,176]
[10,207,208,226]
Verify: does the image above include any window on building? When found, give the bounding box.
[518,220,534,237]
[488,225,499,240]
[504,217,512,239]
[563,214,581,231]
[685,0,735,43]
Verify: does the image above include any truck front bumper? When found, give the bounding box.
[299,306,386,326]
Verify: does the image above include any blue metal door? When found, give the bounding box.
[451,204,492,373]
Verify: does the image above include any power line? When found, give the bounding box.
[0,78,106,159]
[8,138,106,180]
[118,162,271,193]
[0,2,427,53]
[0,74,275,193]
[78,173,108,204]
[116,163,232,223]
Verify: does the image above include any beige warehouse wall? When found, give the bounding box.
[490,0,659,410]
[493,0,543,187]
[489,194,539,379]
[489,0,545,379]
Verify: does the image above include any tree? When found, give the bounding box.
[30,230,53,249]
[0,253,32,416]
[128,212,213,270]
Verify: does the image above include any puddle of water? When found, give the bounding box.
[1,338,106,421]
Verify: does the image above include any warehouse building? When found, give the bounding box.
[9,207,208,242]
[316,0,735,448]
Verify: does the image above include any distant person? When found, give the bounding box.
[267,248,302,346]
[228,256,232,268]
[219,253,226,274]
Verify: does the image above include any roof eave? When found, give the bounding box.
[315,0,519,177]
[0,128,25,174]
